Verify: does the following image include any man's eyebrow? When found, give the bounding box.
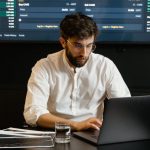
[73,42,94,45]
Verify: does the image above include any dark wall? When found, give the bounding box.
[0,42,61,89]
[0,42,150,128]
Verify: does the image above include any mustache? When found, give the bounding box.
[76,55,86,59]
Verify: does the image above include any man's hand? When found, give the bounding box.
[71,117,102,131]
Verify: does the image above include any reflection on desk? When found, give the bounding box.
[54,137,96,150]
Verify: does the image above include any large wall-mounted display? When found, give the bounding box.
[0,0,150,43]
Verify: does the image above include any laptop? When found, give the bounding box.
[73,95,150,145]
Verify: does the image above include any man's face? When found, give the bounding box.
[64,36,95,67]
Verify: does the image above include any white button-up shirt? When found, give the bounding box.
[24,50,131,126]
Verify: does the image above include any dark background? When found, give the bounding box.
[0,42,150,128]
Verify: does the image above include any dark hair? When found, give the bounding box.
[60,12,98,40]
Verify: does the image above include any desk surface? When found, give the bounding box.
[0,136,150,150]
[53,138,150,150]
[0,126,150,150]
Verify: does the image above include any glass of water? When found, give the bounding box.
[55,122,71,143]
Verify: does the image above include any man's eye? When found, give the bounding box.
[87,44,93,48]
[75,44,82,48]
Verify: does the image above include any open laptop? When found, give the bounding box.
[73,95,150,145]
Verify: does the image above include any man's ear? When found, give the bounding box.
[59,37,66,48]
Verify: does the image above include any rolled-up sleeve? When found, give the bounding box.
[24,59,50,126]
[105,59,131,99]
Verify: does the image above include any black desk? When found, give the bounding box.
[52,138,150,150]
[53,138,150,150]
[0,136,150,150]
[1,126,150,150]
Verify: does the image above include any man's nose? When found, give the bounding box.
[80,46,87,56]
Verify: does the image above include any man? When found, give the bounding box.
[24,13,131,131]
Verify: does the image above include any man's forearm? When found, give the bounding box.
[36,113,77,129]
[36,113,102,131]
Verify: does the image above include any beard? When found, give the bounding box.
[65,47,89,67]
